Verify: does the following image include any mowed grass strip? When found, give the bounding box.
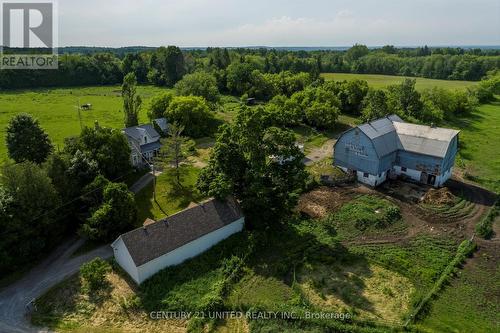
[321,73,477,91]
[0,85,168,163]
[448,99,500,193]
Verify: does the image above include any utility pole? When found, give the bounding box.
[76,99,83,131]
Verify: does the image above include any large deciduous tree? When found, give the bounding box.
[197,107,307,226]
[6,113,53,164]
[361,89,390,121]
[148,91,174,121]
[165,96,215,138]
[122,72,142,127]
[0,162,61,274]
[70,126,131,180]
[174,71,220,103]
[387,79,424,120]
[81,181,137,242]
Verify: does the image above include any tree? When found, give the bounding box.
[387,79,423,120]
[197,107,307,226]
[165,96,215,137]
[361,89,390,121]
[6,113,53,164]
[148,46,186,86]
[225,62,255,95]
[148,91,174,121]
[305,101,339,129]
[0,162,61,274]
[80,258,111,291]
[345,44,369,62]
[339,80,369,114]
[122,73,142,127]
[265,95,302,127]
[174,71,220,103]
[75,126,131,180]
[160,123,193,185]
[66,150,100,189]
[81,182,137,241]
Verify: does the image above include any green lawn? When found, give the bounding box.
[447,100,500,193]
[0,85,168,163]
[135,166,204,223]
[321,73,477,91]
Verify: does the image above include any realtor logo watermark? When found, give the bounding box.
[0,0,58,69]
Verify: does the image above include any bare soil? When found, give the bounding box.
[299,178,497,246]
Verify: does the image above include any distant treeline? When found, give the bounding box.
[0,44,499,89]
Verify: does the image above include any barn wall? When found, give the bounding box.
[441,136,458,172]
[378,152,397,174]
[334,129,380,175]
[393,165,422,182]
[137,218,245,284]
[111,237,140,284]
[397,151,442,176]
[436,167,453,186]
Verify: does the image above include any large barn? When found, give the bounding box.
[111,198,244,284]
[334,115,459,187]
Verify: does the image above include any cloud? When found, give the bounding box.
[57,0,500,47]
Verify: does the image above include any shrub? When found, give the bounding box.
[475,200,499,239]
[80,258,111,291]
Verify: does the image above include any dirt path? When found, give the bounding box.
[303,139,335,166]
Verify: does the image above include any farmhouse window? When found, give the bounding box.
[363,172,369,178]
[401,167,407,172]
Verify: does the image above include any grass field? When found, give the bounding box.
[448,100,500,193]
[321,73,477,91]
[0,85,168,163]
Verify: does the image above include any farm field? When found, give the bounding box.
[321,73,478,91]
[417,242,500,333]
[0,85,167,163]
[31,180,496,333]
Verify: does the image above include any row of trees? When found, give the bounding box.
[1,45,499,89]
[0,114,137,275]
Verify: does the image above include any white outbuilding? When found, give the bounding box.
[111,198,245,284]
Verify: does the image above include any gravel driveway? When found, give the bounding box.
[0,173,153,333]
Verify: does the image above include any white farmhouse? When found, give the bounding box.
[111,198,245,284]
[122,118,168,167]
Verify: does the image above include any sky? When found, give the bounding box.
[57,0,500,47]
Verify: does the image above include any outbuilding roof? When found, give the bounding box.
[356,115,459,158]
[118,198,244,267]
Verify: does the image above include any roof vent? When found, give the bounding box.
[430,123,436,128]
[142,226,148,235]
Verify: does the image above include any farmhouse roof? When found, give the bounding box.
[118,198,244,267]
[356,115,459,158]
[123,124,160,143]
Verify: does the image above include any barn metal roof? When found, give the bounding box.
[356,115,459,158]
[393,122,460,158]
[118,198,244,267]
